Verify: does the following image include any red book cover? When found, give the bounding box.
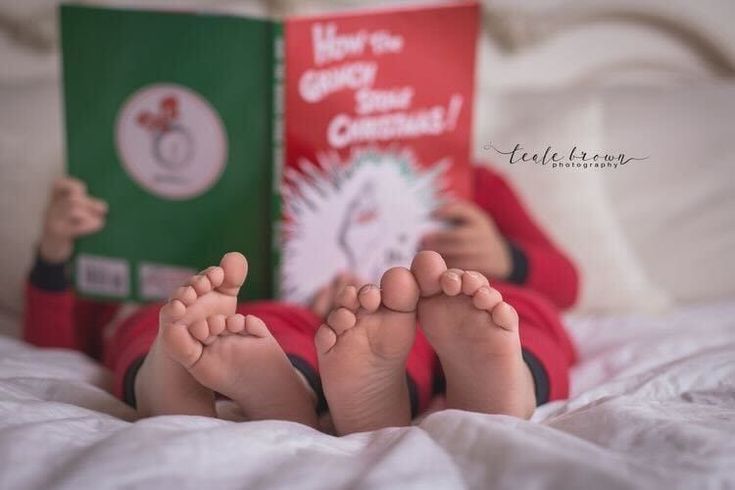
[280,2,479,303]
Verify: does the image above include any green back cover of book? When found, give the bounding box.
[60,5,278,302]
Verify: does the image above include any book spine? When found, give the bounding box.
[270,21,285,299]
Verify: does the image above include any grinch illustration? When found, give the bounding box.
[280,149,449,304]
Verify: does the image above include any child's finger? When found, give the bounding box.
[62,196,106,219]
[432,201,469,221]
[422,230,454,246]
[57,195,90,216]
[432,200,483,224]
[441,258,476,273]
[422,228,469,248]
[70,214,105,236]
[84,196,109,215]
[66,206,103,227]
[46,219,74,239]
[430,242,475,258]
[65,205,91,224]
[52,177,87,199]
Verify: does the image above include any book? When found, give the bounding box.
[61,5,279,302]
[60,2,478,304]
[279,3,478,304]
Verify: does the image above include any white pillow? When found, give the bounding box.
[474,90,671,314]
[0,79,65,325]
[601,83,735,304]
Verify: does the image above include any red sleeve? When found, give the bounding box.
[472,165,579,310]
[23,282,120,359]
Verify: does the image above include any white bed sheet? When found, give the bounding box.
[0,301,733,490]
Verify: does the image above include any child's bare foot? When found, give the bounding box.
[315,267,419,435]
[411,251,536,418]
[135,252,318,427]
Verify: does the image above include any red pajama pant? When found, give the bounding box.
[101,285,574,412]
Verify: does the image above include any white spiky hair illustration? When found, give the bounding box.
[279,147,449,304]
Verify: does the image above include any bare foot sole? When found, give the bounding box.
[411,251,536,418]
[315,267,419,435]
[135,252,318,427]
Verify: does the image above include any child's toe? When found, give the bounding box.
[327,307,357,334]
[315,324,337,354]
[162,322,202,367]
[410,250,448,297]
[207,314,227,337]
[226,313,246,334]
[380,267,419,313]
[244,315,270,338]
[190,274,213,296]
[160,299,186,324]
[440,269,463,296]
[189,319,210,342]
[336,285,360,311]
[472,286,502,311]
[218,252,248,295]
[357,285,381,313]
[172,285,197,306]
[204,266,225,289]
[491,301,519,332]
[461,271,489,296]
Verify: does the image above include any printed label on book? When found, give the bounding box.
[115,83,228,200]
[139,262,197,301]
[76,254,130,297]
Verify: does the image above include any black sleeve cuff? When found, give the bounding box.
[288,354,328,415]
[522,349,550,406]
[29,251,71,292]
[506,241,529,285]
[123,355,147,408]
[406,373,419,418]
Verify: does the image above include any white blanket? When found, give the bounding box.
[1,301,734,490]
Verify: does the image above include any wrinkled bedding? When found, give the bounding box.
[0,301,733,490]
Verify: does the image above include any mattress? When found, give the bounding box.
[0,300,733,489]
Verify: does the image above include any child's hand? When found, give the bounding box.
[38,177,108,263]
[421,200,512,280]
[310,272,366,319]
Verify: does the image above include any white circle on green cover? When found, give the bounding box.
[115,83,228,200]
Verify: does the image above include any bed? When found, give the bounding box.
[1,0,734,489]
[1,301,733,489]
